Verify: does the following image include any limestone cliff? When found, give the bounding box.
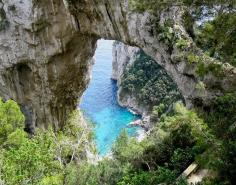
[112,42,182,119]
[111,41,139,82]
[0,0,236,131]
[112,42,146,115]
[0,0,96,132]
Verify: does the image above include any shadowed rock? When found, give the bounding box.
[0,0,235,132]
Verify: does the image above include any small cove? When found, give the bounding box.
[80,39,140,156]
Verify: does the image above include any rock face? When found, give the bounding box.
[0,0,97,131]
[0,0,236,131]
[111,41,139,81]
[111,41,146,115]
[112,42,182,122]
[112,41,147,115]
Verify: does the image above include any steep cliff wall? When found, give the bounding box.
[112,42,146,115]
[111,41,139,82]
[0,0,236,130]
[0,0,97,131]
[112,42,182,118]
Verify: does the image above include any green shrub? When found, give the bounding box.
[175,38,189,50]
[187,53,200,63]
[195,13,236,66]
[156,20,177,48]
[1,129,62,185]
[117,167,177,185]
[0,99,25,145]
[0,103,95,185]
[196,61,223,78]
[200,93,236,138]
[196,62,208,78]
[170,148,193,173]
[196,81,206,91]
[76,159,125,185]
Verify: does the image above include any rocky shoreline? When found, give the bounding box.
[112,41,183,132]
[112,42,159,135]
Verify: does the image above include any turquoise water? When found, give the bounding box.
[80,39,139,156]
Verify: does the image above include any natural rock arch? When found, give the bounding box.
[0,0,236,131]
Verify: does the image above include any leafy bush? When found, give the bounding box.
[197,93,236,183]
[0,102,95,185]
[200,93,236,138]
[187,53,200,63]
[2,129,62,185]
[75,159,126,185]
[117,167,176,185]
[195,13,236,66]
[170,148,193,173]
[157,24,176,47]
[175,38,189,50]
[0,99,25,145]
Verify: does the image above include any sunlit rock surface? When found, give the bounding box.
[0,0,236,130]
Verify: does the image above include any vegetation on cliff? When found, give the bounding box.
[197,93,236,183]
[0,99,95,185]
[0,94,236,184]
[82,98,236,185]
[120,50,182,112]
[195,13,236,66]
[131,0,236,67]
[117,1,236,184]
[44,103,209,185]
[0,0,236,184]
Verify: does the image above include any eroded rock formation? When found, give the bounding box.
[0,0,97,131]
[112,42,148,115]
[0,0,236,131]
[112,42,182,121]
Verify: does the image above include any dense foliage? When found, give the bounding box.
[120,50,182,111]
[61,103,211,185]
[197,93,236,184]
[195,13,236,66]
[0,99,207,184]
[0,99,25,145]
[0,96,236,184]
[0,100,95,185]
[130,0,236,12]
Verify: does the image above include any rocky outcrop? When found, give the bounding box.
[111,41,139,82]
[112,42,181,128]
[0,0,236,131]
[112,42,146,115]
[0,0,97,132]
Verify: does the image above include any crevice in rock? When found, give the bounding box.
[104,1,121,39]
[74,16,81,31]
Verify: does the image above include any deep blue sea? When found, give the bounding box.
[80,39,139,156]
